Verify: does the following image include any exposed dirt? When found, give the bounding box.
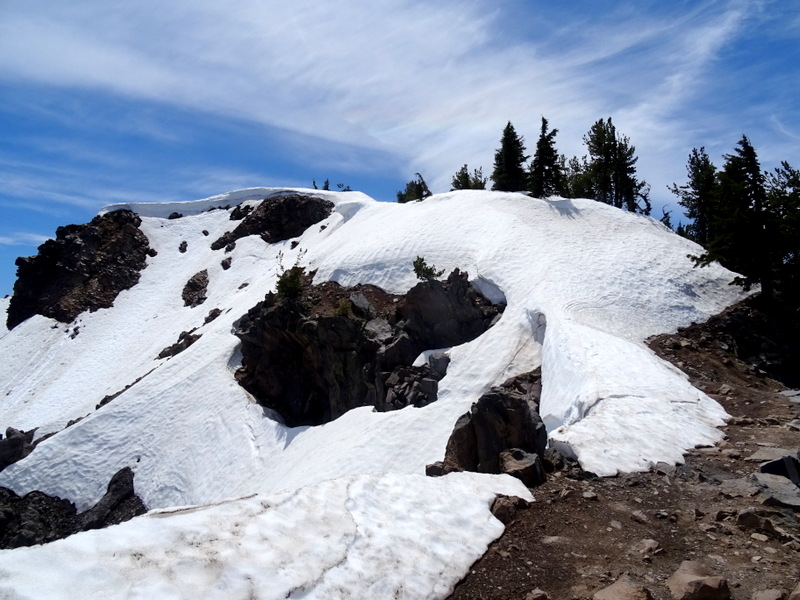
[449,299,800,600]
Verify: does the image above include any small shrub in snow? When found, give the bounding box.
[413,256,445,281]
[334,298,351,316]
[276,249,307,300]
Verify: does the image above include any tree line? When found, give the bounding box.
[397,117,651,215]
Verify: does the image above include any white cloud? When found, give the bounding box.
[0,232,50,246]
[0,0,794,209]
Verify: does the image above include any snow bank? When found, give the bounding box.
[0,472,530,600]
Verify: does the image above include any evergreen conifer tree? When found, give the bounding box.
[669,147,718,246]
[582,118,650,214]
[490,122,528,192]
[695,136,774,298]
[528,117,565,198]
[767,161,800,302]
[450,164,487,190]
[396,173,432,203]
[564,155,593,199]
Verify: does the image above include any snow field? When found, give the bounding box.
[0,188,749,598]
[0,189,748,504]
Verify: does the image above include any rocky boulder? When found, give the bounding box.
[593,575,653,600]
[78,467,147,531]
[490,494,531,525]
[7,210,151,329]
[666,561,731,600]
[211,194,334,250]
[182,269,209,307]
[381,365,439,411]
[428,369,547,486]
[157,330,202,359]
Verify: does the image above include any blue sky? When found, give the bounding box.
[1,0,798,296]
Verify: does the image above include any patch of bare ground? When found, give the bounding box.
[449,297,800,600]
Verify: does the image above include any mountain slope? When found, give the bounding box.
[0,188,748,598]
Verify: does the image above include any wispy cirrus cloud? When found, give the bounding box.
[0,232,50,247]
[0,0,796,203]
[1,0,798,295]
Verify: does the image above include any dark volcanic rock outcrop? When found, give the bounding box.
[234,269,503,427]
[182,269,209,307]
[0,467,146,549]
[7,210,151,329]
[157,330,202,359]
[211,194,334,250]
[400,269,502,350]
[0,428,35,473]
[427,369,548,487]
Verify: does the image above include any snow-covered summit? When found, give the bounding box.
[0,188,748,598]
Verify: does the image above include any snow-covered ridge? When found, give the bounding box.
[0,188,748,598]
[100,187,372,219]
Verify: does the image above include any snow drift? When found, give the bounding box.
[0,188,747,598]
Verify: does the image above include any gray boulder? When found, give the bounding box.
[79,467,147,530]
[0,467,146,549]
[399,269,501,350]
[499,449,546,488]
[235,272,502,427]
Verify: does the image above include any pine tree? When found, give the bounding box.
[564,155,593,199]
[583,118,650,214]
[396,173,432,203]
[767,161,800,302]
[696,136,773,297]
[450,164,487,190]
[669,147,718,246]
[528,117,565,198]
[584,118,616,205]
[659,206,673,230]
[490,122,529,192]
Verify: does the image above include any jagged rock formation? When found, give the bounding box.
[0,467,146,549]
[6,210,151,329]
[211,194,334,250]
[427,369,548,487]
[234,269,503,426]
